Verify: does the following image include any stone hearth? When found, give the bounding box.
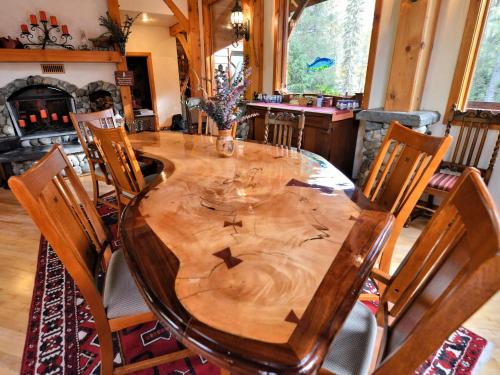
[356,108,441,185]
[0,75,123,176]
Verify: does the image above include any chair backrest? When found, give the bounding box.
[374,168,500,374]
[8,145,109,314]
[69,109,117,178]
[88,124,146,199]
[363,121,452,272]
[442,105,500,184]
[264,108,305,150]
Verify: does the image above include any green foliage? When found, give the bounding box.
[469,0,500,103]
[287,0,374,95]
[189,62,257,130]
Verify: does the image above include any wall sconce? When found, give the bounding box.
[231,0,249,46]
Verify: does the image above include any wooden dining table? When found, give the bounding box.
[121,131,394,374]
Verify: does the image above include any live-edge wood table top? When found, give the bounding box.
[121,131,393,374]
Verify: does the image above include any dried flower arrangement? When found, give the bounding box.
[98,12,140,55]
[190,62,258,131]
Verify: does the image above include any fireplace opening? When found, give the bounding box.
[6,85,76,139]
[89,90,115,112]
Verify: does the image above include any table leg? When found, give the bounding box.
[0,162,13,189]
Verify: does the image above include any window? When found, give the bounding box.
[286,0,376,95]
[467,0,500,110]
[447,0,500,113]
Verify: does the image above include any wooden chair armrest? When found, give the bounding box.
[371,268,391,285]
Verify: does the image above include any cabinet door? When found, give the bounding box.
[302,115,331,160]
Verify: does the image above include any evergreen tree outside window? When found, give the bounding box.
[467,0,500,110]
[286,0,376,95]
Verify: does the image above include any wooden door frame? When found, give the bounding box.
[126,52,160,131]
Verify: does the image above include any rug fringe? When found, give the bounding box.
[472,341,494,375]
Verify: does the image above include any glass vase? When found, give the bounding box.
[216,129,235,157]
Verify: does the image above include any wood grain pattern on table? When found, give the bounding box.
[121,131,393,373]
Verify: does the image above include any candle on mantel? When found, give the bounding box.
[30,14,38,25]
[51,113,58,121]
[39,11,47,22]
[21,24,29,34]
[62,115,69,123]
[61,25,69,35]
[40,109,48,119]
[29,115,37,123]
[18,119,26,128]
[50,16,57,26]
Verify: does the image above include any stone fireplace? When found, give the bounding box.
[7,84,76,139]
[0,75,122,176]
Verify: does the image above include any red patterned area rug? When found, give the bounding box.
[20,207,490,374]
[361,279,490,375]
[20,205,219,375]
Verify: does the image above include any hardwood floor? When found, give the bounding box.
[0,176,498,374]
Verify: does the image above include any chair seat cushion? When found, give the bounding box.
[103,250,150,319]
[322,302,377,375]
[428,172,460,192]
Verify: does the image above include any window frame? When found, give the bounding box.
[272,0,383,109]
[446,0,498,116]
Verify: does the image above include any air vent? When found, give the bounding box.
[41,63,65,74]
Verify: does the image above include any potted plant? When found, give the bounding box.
[190,63,257,157]
[98,12,139,55]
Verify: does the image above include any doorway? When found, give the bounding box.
[126,53,159,131]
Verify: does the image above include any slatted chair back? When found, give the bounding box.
[88,124,146,203]
[442,105,500,184]
[69,110,118,206]
[373,168,500,374]
[363,121,452,272]
[8,145,109,312]
[264,108,305,150]
[69,109,117,166]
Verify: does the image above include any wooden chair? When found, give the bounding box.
[321,167,499,375]
[264,108,305,150]
[421,105,500,211]
[8,145,191,375]
[88,124,154,214]
[362,121,452,274]
[69,109,118,209]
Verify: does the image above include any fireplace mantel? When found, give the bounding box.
[0,49,122,63]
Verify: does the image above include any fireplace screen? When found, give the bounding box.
[7,85,76,138]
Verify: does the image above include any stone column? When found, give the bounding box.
[354,108,440,186]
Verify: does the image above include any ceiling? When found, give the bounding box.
[119,10,178,27]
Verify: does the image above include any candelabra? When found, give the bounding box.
[19,11,74,50]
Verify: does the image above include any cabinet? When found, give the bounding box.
[246,104,359,178]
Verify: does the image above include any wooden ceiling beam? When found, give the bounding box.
[163,0,189,31]
[107,0,134,126]
[288,0,310,36]
[384,0,441,111]
[187,0,203,96]
[176,34,191,62]
[169,22,185,36]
